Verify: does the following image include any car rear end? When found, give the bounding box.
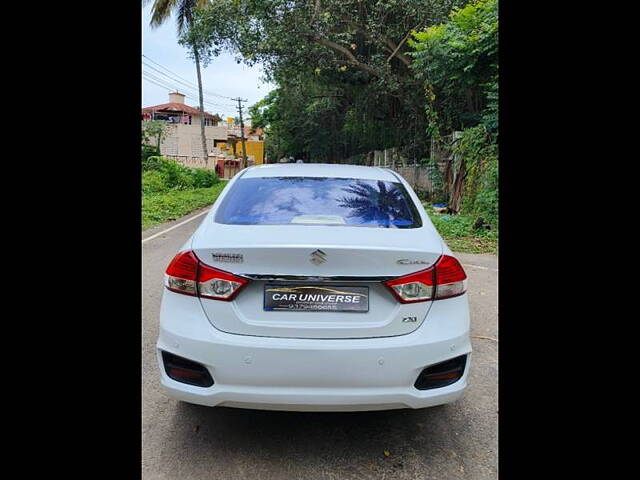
[156,164,471,411]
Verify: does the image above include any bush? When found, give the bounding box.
[142,170,169,195]
[157,158,195,189]
[142,155,164,172]
[141,156,220,193]
[190,168,218,188]
[471,154,498,224]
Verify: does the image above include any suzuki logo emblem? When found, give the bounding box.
[310,249,327,265]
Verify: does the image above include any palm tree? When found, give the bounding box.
[145,0,209,161]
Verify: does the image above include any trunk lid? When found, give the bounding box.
[191,222,443,339]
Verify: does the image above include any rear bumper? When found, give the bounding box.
[156,291,471,412]
[158,378,468,412]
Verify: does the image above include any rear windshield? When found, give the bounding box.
[214,176,422,228]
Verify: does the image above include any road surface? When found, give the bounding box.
[142,210,498,480]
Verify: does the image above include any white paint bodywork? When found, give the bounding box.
[157,164,471,411]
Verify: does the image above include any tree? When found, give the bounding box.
[142,119,168,149]
[186,0,462,81]
[145,0,210,160]
[182,0,465,162]
[409,0,498,135]
[409,0,498,221]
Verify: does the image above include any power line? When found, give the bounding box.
[143,62,207,96]
[143,75,231,113]
[142,71,236,109]
[142,61,235,106]
[142,69,236,108]
[142,55,204,90]
[143,70,194,93]
[142,54,235,100]
[143,73,234,110]
[143,75,195,99]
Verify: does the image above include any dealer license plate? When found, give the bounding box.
[263,285,369,312]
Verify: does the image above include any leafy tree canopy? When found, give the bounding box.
[142,119,169,148]
[181,0,465,161]
[174,0,499,226]
[409,0,498,135]
[409,0,498,223]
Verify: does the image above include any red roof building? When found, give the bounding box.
[142,92,264,165]
[142,92,222,125]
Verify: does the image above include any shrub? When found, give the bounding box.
[157,159,195,190]
[471,155,498,224]
[142,170,169,195]
[142,156,220,192]
[190,168,218,188]
[142,154,164,172]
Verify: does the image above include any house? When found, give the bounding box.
[142,92,265,170]
[216,118,265,166]
[142,92,229,163]
[142,92,221,126]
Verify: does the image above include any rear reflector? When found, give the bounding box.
[164,250,249,301]
[383,254,467,303]
[414,355,467,390]
[161,351,214,387]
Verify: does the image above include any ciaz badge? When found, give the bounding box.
[397,259,430,265]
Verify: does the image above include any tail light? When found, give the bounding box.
[384,254,467,303]
[165,250,249,301]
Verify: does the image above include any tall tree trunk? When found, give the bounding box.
[193,46,208,163]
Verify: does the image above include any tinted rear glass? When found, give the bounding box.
[215,176,422,228]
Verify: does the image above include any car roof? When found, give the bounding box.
[241,163,399,182]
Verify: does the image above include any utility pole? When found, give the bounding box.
[232,97,248,169]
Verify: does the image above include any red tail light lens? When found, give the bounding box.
[164,250,249,301]
[385,268,436,303]
[384,255,467,303]
[197,262,249,300]
[432,254,467,300]
[165,250,199,296]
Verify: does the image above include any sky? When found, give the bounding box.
[141,3,275,120]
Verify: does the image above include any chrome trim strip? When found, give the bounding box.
[238,274,396,282]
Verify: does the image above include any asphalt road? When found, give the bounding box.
[142,210,498,480]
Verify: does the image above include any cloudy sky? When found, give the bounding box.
[142,3,275,119]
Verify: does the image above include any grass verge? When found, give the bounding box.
[142,181,227,230]
[424,204,498,254]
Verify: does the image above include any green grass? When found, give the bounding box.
[142,182,227,230]
[424,204,498,254]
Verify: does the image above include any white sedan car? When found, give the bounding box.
[157,163,471,411]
